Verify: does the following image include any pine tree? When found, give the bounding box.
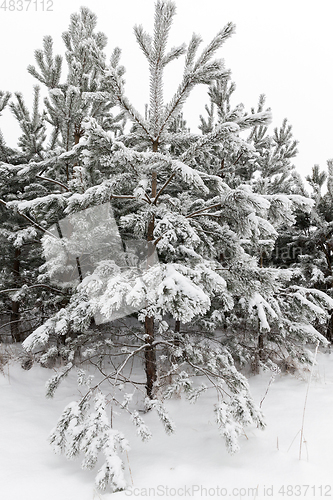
[0,88,56,343]
[287,161,333,342]
[1,7,126,344]
[186,75,331,373]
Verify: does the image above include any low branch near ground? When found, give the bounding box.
[0,284,66,295]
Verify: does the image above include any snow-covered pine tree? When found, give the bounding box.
[14,1,333,491]
[282,161,333,342]
[0,7,126,345]
[0,87,61,343]
[185,77,333,374]
[27,7,123,154]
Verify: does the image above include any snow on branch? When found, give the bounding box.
[134,25,153,61]
[8,192,69,217]
[170,160,209,193]
[249,292,278,332]
[156,263,211,322]
[291,286,332,319]
[145,398,175,435]
[305,288,333,309]
[193,22,235,69]
[235,110,272,130]
[103,67,152,139]
[49,392,129,492]
[78,118,211,195]
[22,318,54,352]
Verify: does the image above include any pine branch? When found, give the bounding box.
[0,91,11,113]
[184,33,202,71]
[158,64,229,141]
[0,198,57,239]
[153,172,176,204]
[153,0,176,62]
[193,22,235,70]
[105,68,153,140]
[156,74,195,140]
[186,202,222,218]
[236,110,272,130]
[180,121,238,164]
[28,35,62,89]
[36,173,70,191]
[0,284,65,295]
[162,44,186,66]
[134,25,153,61]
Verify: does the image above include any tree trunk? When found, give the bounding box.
[258,331,264,361]
[174,319,181,346]
[253,331,264,374]
[144,143,158,398]
[144,235,157,397]
[11,247,21,342]
[327,310,333,342]
[144,315,157,398]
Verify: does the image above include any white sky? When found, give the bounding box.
[0,0,332,179]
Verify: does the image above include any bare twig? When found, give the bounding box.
[259,373,276,408]
[110,194,137,200]
[154,172,176,205]
[232,152,243,166]
[36,174,70,191]
[186,202,222,218]
[299,340,320,460]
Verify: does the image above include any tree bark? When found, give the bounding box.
[253,331,264,374]
[174,319,181,346]
[258,331,264,360]
[144,315,157,398]
[327,310,333,342]
[11,247,21,342]
[144,143,158,398]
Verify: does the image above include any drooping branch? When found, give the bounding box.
[36,173,70,191]
[0,198,57,239]
[0,283,66,295]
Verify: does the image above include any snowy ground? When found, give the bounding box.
[1,348,333,500]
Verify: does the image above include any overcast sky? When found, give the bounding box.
[0,0,332,180]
